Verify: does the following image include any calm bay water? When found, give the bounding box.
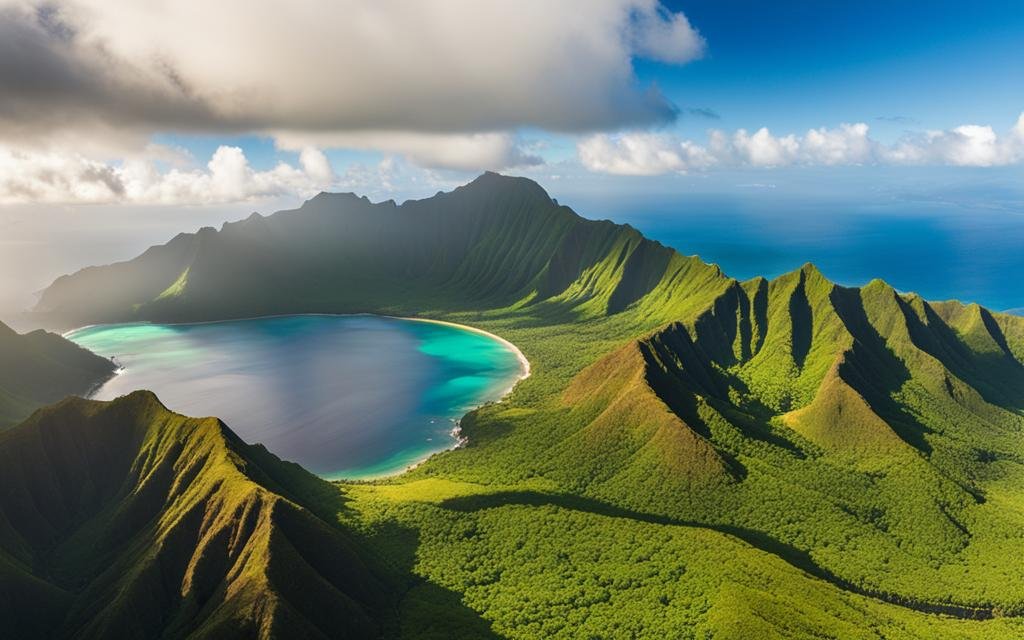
[66,315,525,479]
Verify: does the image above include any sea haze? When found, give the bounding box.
[67,315,525,479]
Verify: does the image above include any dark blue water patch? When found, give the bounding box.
[66,315,526,479]
[574,193,1024,312]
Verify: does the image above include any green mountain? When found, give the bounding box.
[0,391,393,639]
[20,173,1024,637]
[34,172,724,327]
[0,321,116,428]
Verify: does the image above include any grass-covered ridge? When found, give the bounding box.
[0,391,396,639]
[20,173,1024,637]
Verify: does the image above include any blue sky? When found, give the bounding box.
[651,0,1024,134]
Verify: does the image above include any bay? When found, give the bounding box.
[66,315,526,479]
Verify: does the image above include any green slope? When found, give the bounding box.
[0,321,116,428]
[21,173,1024,637]
[0,391,395,639]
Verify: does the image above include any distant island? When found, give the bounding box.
[3,173,1024,638]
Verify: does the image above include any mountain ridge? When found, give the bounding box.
[34,173,1019,338]
[0,391,394,639]
[33,172,725,328]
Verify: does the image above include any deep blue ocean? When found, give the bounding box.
[569,192,1024,313]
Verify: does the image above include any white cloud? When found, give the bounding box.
[801,123,874,165]
[0,1,703,149]
[0,144,337,205]
[628,6,705,63]
[731,128,800,167]
[579,112,1024,174]
[578,132,689,175]
[881,119,1024,167]
[298,147,335,184]
[333,156,463,200]
[275,131,541,172]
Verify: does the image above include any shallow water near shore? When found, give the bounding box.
[66,315,526,479]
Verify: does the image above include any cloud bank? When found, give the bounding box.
[0,1,702,150]
[0,145,338,205]
[273,131,542,173]
[0,0,711,201]
[579,113,1024,175]
[0,143,468,205]
[3,0,1022,204]
[6,113,1024,204]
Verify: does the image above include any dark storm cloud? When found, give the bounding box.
[0,5,237,141]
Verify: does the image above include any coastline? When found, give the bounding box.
[63,311,532,482]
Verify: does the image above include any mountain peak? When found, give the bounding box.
[460,171,554,202]
[305,190,363,204]
[799,262,824,278]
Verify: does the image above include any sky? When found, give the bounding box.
[1,0,1023,319]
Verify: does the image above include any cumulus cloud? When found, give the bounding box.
[0,144,337,205]
[275,131,542,172]
[579,112,1024,174]
[627,6,704,63]
[0,0,711,190]
[881,117,1024,167]
[579,132,692,175]
[0,1,703,147]
[333,156,466,200]
[298,147,335,184]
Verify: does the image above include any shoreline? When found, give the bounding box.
[64,311,531,481]
[396,315,531,381]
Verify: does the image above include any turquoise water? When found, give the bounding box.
[66,315,525,479]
